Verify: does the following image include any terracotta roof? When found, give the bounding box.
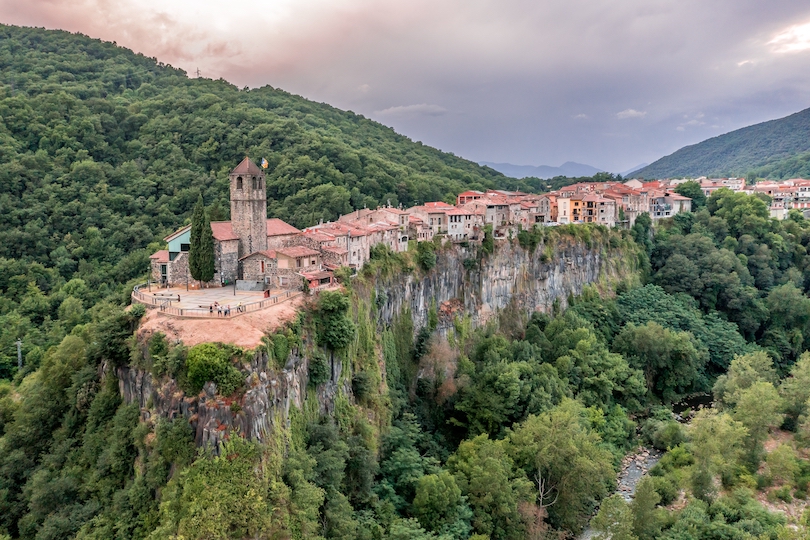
[277,246,320,258]
[231,157,263,175]
[408,216,424,224]
[303,230,335,243]
[377,207,409,215]
[424,201,454,208]
[150,250,169,263]
[446,208,472,215]
[266,218,301,237]
[210,221,239,241]
[322,245,348,254]
[302,270,333,280]
[239,249,277,261]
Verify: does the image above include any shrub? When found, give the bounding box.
[481,224,494,255]
[416,241,437,271]
[768,485,792,503]
[315,291,356,351]
[130,303,146,319]
[185,343,244,396]
[308,350,330,386]
[352,371,375,404]
[651,475,679,506]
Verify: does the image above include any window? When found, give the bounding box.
[260,260,265,273]
[180,243,190,252]
[311,259,316,266]
[252,176,259,189]
[236,176,243,189]
[296,258,302,268]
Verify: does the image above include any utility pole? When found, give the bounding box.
[15,340,22,370]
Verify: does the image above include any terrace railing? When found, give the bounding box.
[131,284,300,318]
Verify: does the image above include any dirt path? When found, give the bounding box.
[138,294,304,348]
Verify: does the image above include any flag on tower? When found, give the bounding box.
[261,158,269,169]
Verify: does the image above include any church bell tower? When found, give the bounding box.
[229,157,268,259]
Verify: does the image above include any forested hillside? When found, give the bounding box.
[635,107,810,179]
[0,23,543,372]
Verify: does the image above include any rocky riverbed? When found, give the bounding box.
[580,446,663,539]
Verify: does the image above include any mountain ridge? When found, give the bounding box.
[635,107,810,179]
[480,160,603,179]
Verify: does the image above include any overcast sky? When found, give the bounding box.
[3,0,810,172]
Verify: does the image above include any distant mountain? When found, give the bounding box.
[480,161,603,179]
[635,107,810,179]
[620,163,648,177]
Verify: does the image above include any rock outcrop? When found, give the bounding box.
[119,237,635,446]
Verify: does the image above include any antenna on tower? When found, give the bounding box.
[196,67,201,78]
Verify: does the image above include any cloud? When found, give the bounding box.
[4,0,810,171]
[616,109,647,120]
[770,21,810,53]
[374,104,448,117]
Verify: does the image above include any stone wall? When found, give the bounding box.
[216,239,239,284]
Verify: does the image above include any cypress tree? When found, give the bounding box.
[189,195,215,286]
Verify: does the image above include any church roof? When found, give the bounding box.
[210,222,240,241]
[267,218,301,237]
[231,157,262,175]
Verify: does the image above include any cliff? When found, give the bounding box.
[119,233,638,446]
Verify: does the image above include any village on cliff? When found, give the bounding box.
[149,157,806,293]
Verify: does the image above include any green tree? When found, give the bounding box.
[591,494,637,540]
[630,477,662,540]
[674,180,707,210]
[689,410,747,501]
[508,400,615,532]
[151,437,274,539]
[733,381,784,453]
[188,194,215,285]
[447,434,533,540]
[713,351,778,408]
[780,352,810,424]
[412,470,471,537]
[613,322,705,402]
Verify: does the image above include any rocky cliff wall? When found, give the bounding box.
[119,237,635,446]
[376,238,631,332]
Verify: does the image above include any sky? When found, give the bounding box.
[3,0,810,172]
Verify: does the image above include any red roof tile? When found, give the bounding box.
[424,201,454,208]
[231,157,263,175]
[266,218,301,237]
[277,246,320,258]
[210,221,239,241]
[239,249,277,261]
[150,250,169,263]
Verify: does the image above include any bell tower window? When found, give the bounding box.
[252,176,258,189]
[236,176,243,190]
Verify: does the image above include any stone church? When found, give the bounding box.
[150,158,307,289]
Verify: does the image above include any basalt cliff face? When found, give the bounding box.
[119,237,636,446]
[375,238,631,332]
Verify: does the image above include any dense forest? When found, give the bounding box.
[635,107,810,179]
[0,23,550,373]
[6,23,810,540]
